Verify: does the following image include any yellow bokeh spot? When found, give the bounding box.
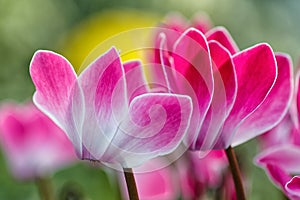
[60,9,161,73]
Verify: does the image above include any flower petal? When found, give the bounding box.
[215,43,277,148]
[30,50,83,157]
[194,41,237,150]
[259,114,295,149]
[123,60,148,102]
[173,28,213,148]
[256,145,300,174]
[78,47,127,160]
[297,71,300,124]
[286,176,300,199]
[232,53,293,146]
[30,50,77,128]
[264,163,291,191]
[101,93,192,168]
[150,33,175,93]
[206,27,239,55]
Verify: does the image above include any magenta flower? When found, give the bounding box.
[255,70,300,200]
[256,146,300,200]
[153,26,293,150]
[0,103,76,179]
[29,47,192,169]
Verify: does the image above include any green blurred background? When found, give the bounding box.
[0,0,299,199]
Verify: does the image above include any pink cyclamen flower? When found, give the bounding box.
[0,103,76,180]
[29,47,192,169]
[120,159,178,200]
[255,71,300,200]
[153,25,293,150]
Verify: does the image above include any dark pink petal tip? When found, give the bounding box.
[286,176,300,197]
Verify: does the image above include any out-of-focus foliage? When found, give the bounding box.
[0,0,300,199]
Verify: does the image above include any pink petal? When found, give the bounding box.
[232,53,293,146]
[151,24,183,78]
[286,176,300,199]
[150,33,175,93]
[172,28,213,148]
[30,50,77,127]
[101,93,192,167]
[256,145,300,174]
[259,114,295,149]
[123,60,148,102]
[297,71,300,123]
[78,47,127,160]
[264,163,291,192]
[30,50,83,157]
[206,27,239,55]
[215,43,277,148]
[194,41,237,149]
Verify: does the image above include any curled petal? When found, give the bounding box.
[101,93,192,168]
[233,53,293,146]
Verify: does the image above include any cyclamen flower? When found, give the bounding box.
[29,47,192,169]
[153,26,293,150]
[255,70,300,200]
[0,103,76,179]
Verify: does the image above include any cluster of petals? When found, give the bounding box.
[0,103,76,179]
[29,47,193,169]
[152,15,293,150]
[255,71,300,200]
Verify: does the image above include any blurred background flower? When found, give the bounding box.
[0,102,76,180]
[1,0,300,199]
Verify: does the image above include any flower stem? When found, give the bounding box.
[35,176,54,200]
[225,146,246,200]
[123,168,139,200]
